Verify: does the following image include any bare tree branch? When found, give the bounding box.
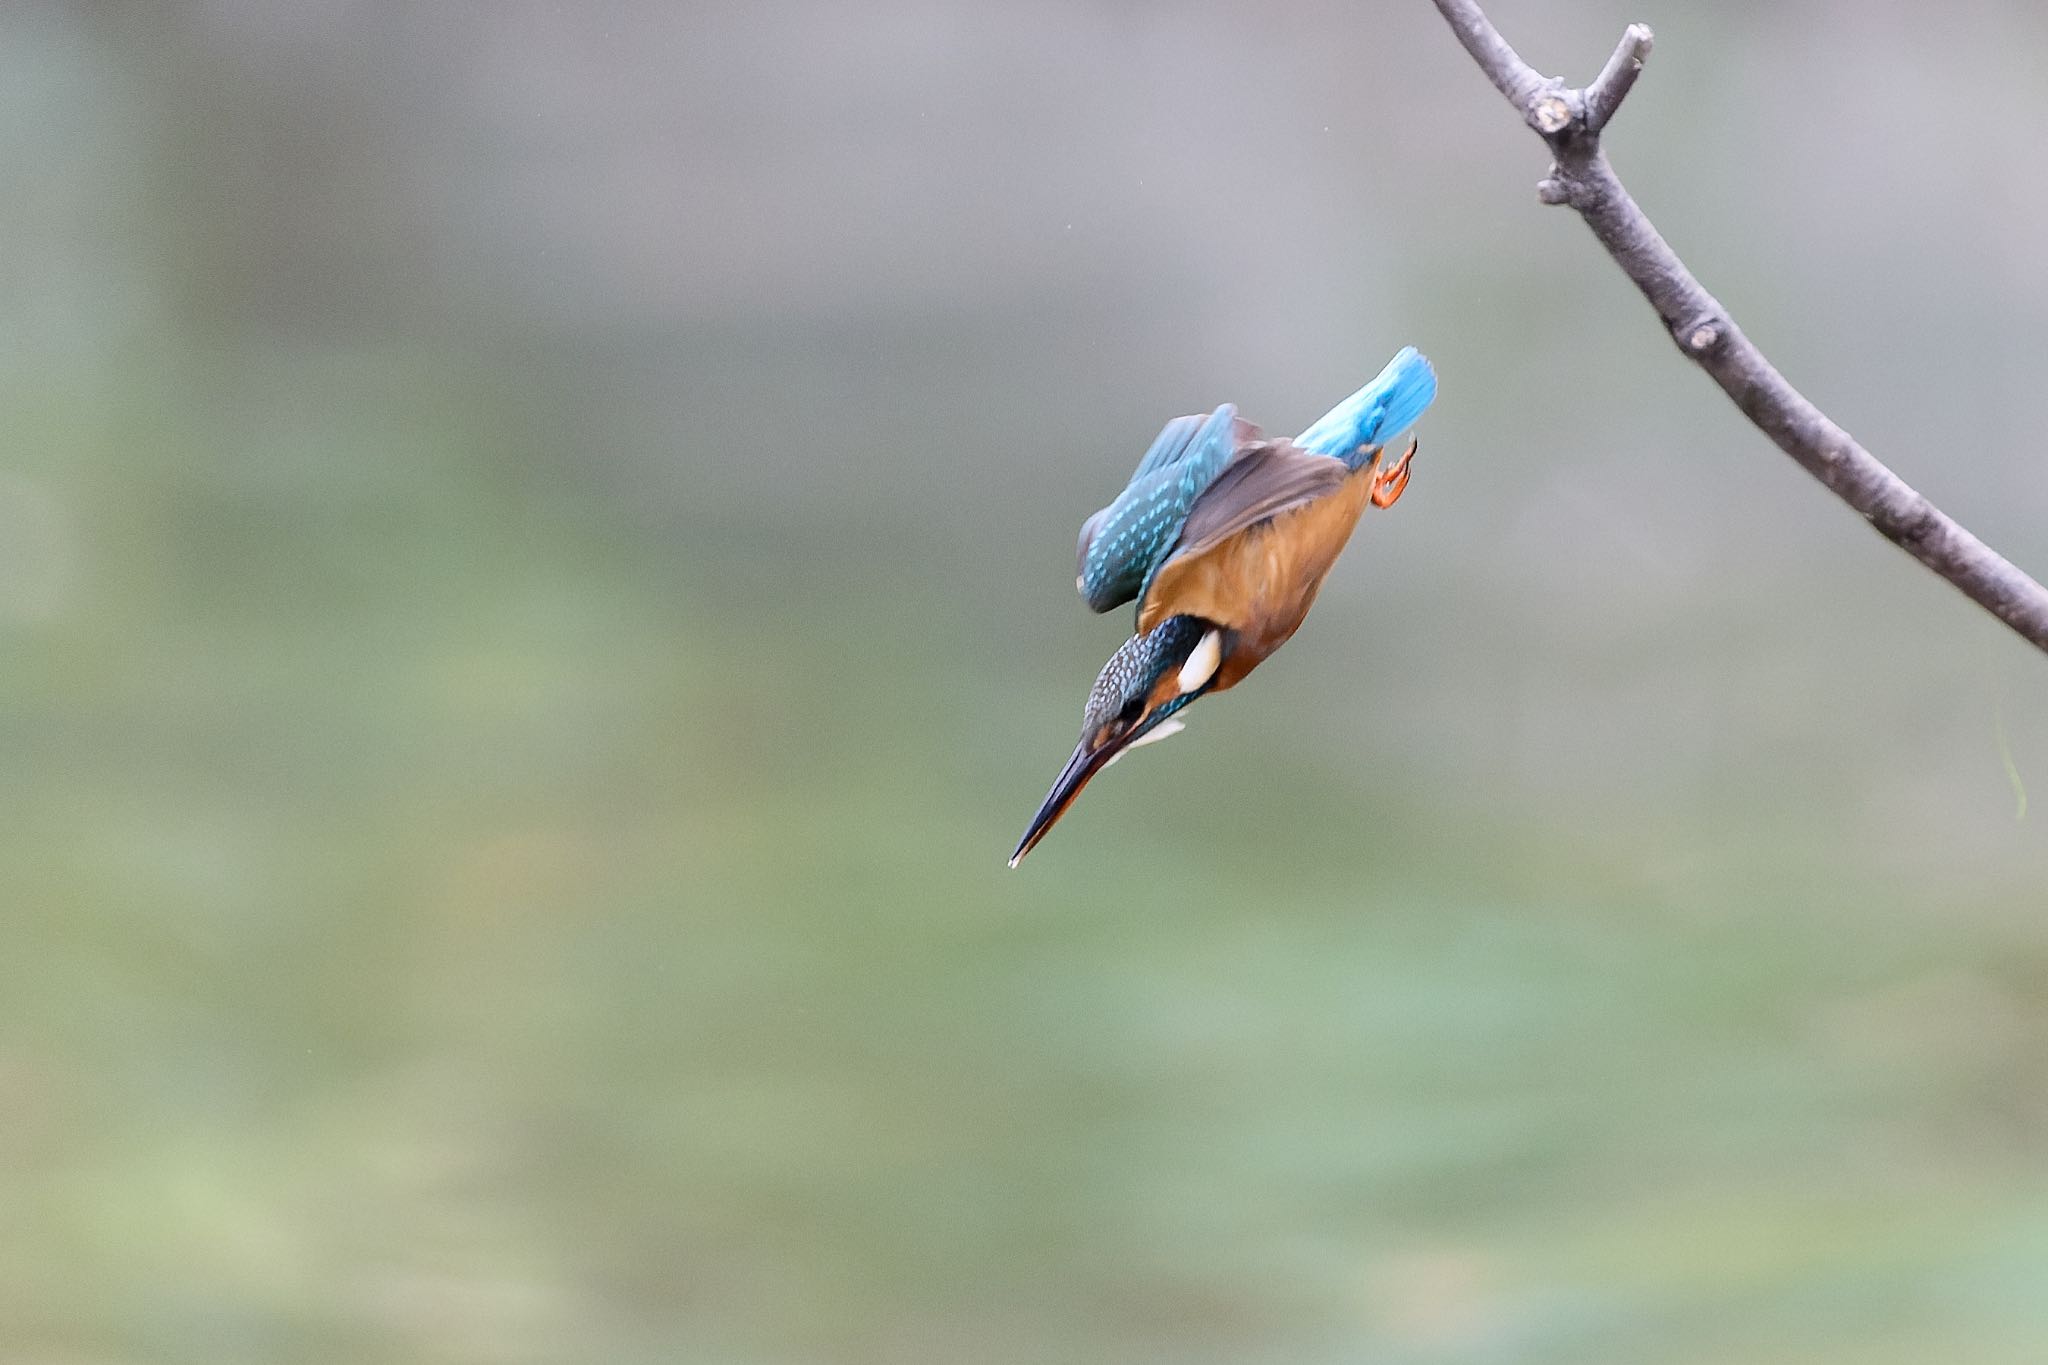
[1429,0,2048,655]
[1583,24,1652,133]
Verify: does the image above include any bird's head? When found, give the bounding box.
[1010,614,1226,867]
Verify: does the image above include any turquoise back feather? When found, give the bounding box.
[1292,346,1437,470]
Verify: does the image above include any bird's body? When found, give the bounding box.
[1136,454,1386,694]
[1011,347,1436,866]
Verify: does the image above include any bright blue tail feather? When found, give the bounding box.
[1293,346,1437,470]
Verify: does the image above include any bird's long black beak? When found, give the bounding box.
[1009,733,1119,868]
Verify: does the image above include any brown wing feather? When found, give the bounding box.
[1170,440,1348,562]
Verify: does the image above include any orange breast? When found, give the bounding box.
[1137,465,1378,692]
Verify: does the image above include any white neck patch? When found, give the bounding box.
[1176,629,1222,695]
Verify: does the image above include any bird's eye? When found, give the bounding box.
[1118,696,1145,724]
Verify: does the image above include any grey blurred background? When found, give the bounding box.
[6,1,2048,1361]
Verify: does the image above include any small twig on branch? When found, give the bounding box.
[1428,0,2048,655]
[1582,24,1651,132]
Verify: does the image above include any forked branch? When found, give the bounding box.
[1429,0,2048,654]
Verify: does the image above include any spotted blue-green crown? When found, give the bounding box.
[1083,615,1207,731]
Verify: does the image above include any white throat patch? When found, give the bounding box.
[1105,717,1183,766]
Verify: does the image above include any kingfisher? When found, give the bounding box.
[1009,346,1436,867]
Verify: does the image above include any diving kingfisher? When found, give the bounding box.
[1010,346,1436,867]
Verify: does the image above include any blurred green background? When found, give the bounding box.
[6,2,2048,1361]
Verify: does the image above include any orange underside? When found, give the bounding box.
[1137,462,1380,694]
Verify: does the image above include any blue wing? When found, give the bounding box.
[1130,413,1206,480]
[1075,404,1242,614]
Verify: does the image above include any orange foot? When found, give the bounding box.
[1368,437,1417,509]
